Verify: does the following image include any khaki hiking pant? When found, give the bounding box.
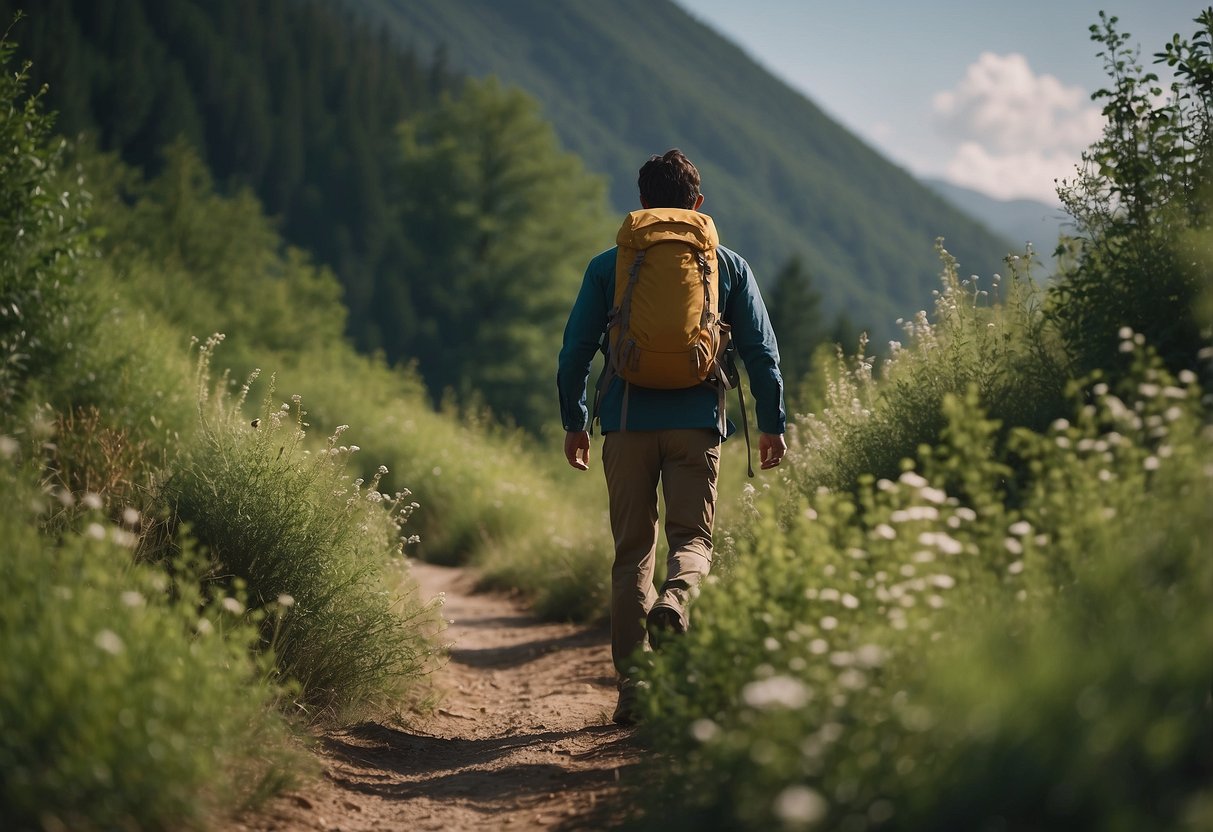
[603,428,720,678]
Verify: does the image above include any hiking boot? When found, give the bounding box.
[646,604,686,652]
[612,680,641,726]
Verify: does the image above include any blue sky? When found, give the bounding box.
[672,1,1209,204]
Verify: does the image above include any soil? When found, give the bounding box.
[235,561,641,831]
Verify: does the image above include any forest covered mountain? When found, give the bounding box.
[1,0,1017,426]
[347,0,1016,329]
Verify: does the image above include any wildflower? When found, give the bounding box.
[1051,418,1071,432]
[809,638,829,655]
[277,594,295,608]
[919,531,964,555]
[920,486,948,504]
[1008,560,1025,575]
[86,523,106,540]
[764,637,781,652]
[874,523,896,540]
[912,550,935,563]
[82,492,103,510]
[221,597,245,616]
[1178,369,1197,385]
[195,618,214,636]
[1004,537,1024,555]
[95,630,124,655]
[820,616,839,631]
[690,719,720,743]
[1008,521,1032,536]
[742,675,811,709]
[841,593,860,609]
[120,591,145,608]
[930,574,956,589]
[899,470,928,489]
[0,436,17,458]
[1144,456,1160,471]
[774,785,828,826]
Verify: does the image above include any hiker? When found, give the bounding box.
[557,149,786,725]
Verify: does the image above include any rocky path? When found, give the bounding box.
[237,561,639,831]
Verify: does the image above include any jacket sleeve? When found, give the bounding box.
[723,257,786,435]
[557,252,612,431]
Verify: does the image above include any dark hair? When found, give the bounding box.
[638,149,701,209]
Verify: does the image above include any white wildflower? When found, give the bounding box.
[121,507,141,527]
[809,639,829,655]
[841,593,859,609]
[773,785,828,826]
[1008,521,1032,536]
[221,597,245,616]
[120,591,145,608]
[1008,560,1025,575]
[1144,456,1160,471]
[818,588,840,602]
[1005,537,1024,555]
[820,616,838,631]
[930,574,956,590]
[82,493,103,510]
[874,523,896,540]
[899,470,928,489]
[690,719,720,743]
[1178,369,1197,385]
[743,675,811,710]
[95,630,124,655]
[86,523,106,540]
[920,486,948,504]
[764,637,781,652]
[277,594,295,608]
[0,436,17,458]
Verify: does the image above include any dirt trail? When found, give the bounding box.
[237,561,639,831]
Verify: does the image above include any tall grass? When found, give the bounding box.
[156,339,438,721]
[270,348,616,622]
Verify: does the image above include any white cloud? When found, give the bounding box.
[931,52,1104,203]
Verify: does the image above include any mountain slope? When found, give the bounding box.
[925,179,1071,264]
[352,0,1015,335]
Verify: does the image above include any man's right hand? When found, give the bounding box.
[564,431,591,471]
[758,432,787,469]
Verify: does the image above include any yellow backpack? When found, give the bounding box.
[608,208,727,389]
[591,207,754,475]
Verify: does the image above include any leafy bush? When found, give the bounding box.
[156,341,438,720]
[1052,11,1213,377]
[0,449,303,831]
[0,33,89,426]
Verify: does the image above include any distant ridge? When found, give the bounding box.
[924,179,1071,268]
[352,0,1016,335]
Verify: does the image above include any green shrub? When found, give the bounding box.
[157,340,437,720]
[636,347,1211,830]
[791,242,1066,494]
[0,449,303,831]
[0,33,90,426]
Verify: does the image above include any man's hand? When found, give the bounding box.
[758,432,787,470]
[564,431,591,471]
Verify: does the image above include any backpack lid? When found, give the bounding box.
[616,208,718,252]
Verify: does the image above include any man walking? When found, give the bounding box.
[557,149,786,725]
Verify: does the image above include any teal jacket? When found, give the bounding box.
[558,243,785,437]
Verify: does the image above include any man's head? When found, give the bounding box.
[638,149,703,210]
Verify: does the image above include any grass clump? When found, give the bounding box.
[157,340,438,721]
